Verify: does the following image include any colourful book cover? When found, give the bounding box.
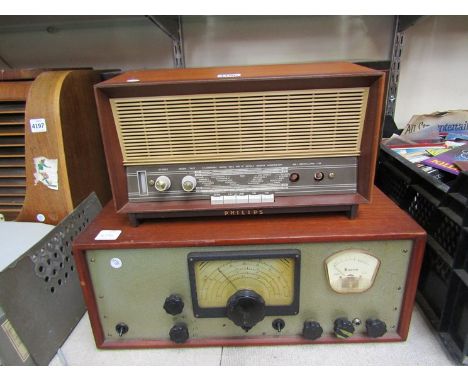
[391,145,444,163]
[422,143,468,174]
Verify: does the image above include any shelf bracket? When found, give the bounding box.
[385,15,424,117]
[146,15,185,68]
[385,16,404,117]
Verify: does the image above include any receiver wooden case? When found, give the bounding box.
[73,188,425,349]
[95,62,385,224]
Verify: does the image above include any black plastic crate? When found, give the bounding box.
[376,144,468,365]
[417,238,454,328]
[440,270,468,365]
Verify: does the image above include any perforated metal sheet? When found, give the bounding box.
[0,193,102,365]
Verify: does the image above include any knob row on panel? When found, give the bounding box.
[113,317,387,344]
[331,317,387,339]
[153,175,197,192]
[164,318,387,344]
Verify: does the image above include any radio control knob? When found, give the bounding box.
[366,318,387,338]
[314,171,325,181]
[155,176,171,192]
[226,289,266,332]
[302,320,323,340]
[169,323,189,344]
[163,294,184,315]
[334,317,355,339]
[181,175,197,192]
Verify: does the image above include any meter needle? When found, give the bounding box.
[218,268,238,291]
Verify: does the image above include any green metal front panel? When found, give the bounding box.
[86,240,412,341]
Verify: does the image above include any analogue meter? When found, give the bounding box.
[188,250,300,321]
[325,249,380,293]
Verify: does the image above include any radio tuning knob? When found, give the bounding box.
[366,318,387,338]
[314,171,325,181]
[155,176,171,192]
[163,294,184,315]
[302,320,323,340]
[333,317,355,339]
[169,323,189,344]
[181,175,197,192]
[226,289,266,332]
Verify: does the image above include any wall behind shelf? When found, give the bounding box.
[0,17,174,70]
[0,15,393,71]
[394,15,468,129]
[183,16,393,66]
[1,15,466,131]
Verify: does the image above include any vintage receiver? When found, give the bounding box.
[73,188,425,348]
[95,62,385,224]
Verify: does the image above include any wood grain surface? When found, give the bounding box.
[98,62,382,86]
[17,70,111,224]
[73,186,426,348]
[74,187,423,250]
[95,62,385,219]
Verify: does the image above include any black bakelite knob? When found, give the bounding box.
[334,317,355,339]
[226,289,266,332]
[169,323,189,343]
[366,318,387,338]
[163,294,184,315]
[302,320,323,340]
[115,323,129,337]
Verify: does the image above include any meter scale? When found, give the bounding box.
[194,258,295,308]
[325,250,380,294]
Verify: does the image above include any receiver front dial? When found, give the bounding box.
[188,250,301,326]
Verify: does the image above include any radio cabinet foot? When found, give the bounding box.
[128,213,139,227]
[347,205,358,219]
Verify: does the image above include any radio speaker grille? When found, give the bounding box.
[0,100,26,220]
[111,88,369,165]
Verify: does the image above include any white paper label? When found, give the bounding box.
[217,73,241,78]
[29,118,47,133]
[110,258,123,269]
[95,230,122,241]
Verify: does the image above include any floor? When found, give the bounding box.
[49,304,456,366]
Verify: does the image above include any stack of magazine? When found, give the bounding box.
[383,110,468,184]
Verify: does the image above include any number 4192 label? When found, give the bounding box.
[29,118,47,133]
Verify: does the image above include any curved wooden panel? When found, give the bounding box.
[17,70,111,225]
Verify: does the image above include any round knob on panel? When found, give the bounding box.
[115,322,129,337]
[169,323,189,344]
[181,175,197,192]
[302,320,323,340]
[334,317,355,339]
[314,171,325,181]
[155,176,171,192]
[366,318,387,338]
[289,173,300,182]
[226,289,266,332]
[163,294,184,315]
